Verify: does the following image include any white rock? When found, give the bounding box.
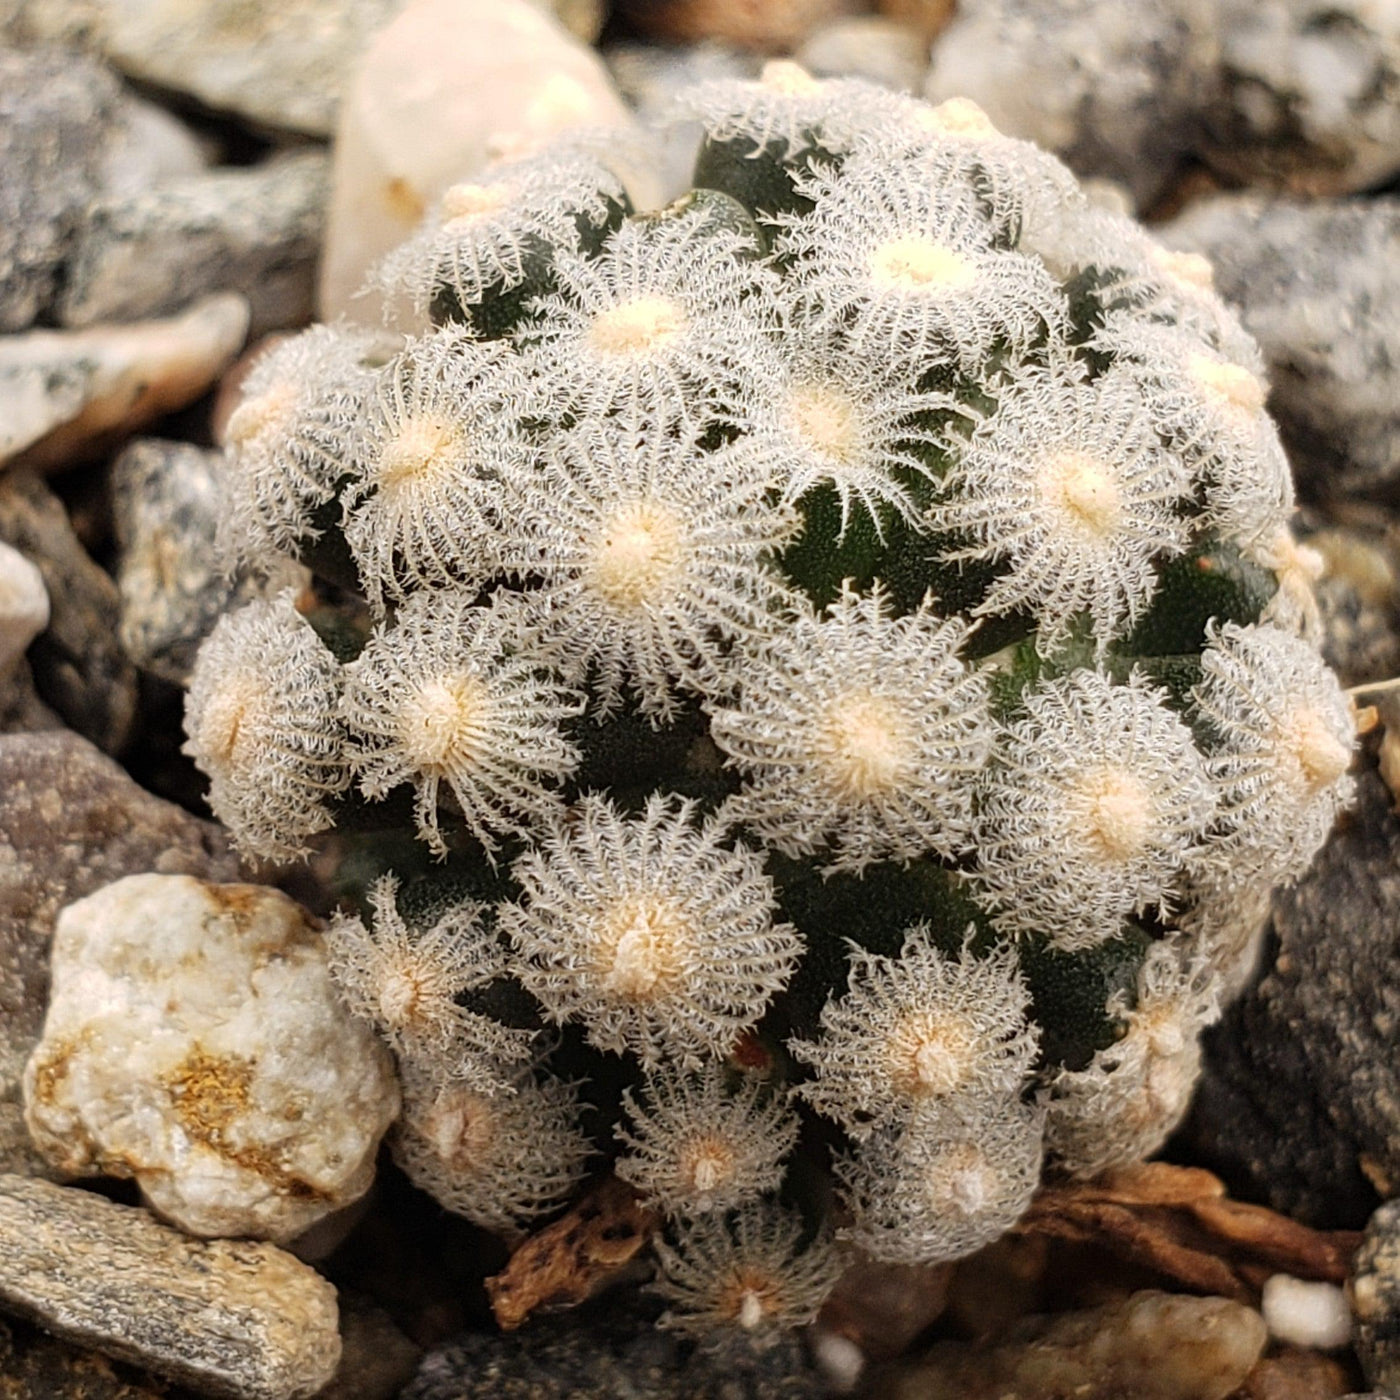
[798,16,930,93]
[23,873,400,1244]
[0,542,49,680]
[1261,1274,1353,1351]
[319,0,650,326]
[101,92,210,201]
[0,293,249,473]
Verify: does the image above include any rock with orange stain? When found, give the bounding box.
[22,873,398,1243]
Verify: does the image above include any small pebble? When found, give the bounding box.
[1261,1275,1352,1351]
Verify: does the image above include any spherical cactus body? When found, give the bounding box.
[188,67,1356,1334]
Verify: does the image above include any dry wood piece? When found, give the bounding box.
[1015,1163,1361,1302]
[485,1176,659,1331]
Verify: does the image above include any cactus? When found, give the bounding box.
[187,67,1356,1335]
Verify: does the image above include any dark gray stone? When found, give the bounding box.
[1163,196,1400,504]
[1186,766,1400,1228]
[1352,1199,1400,1396]
[60,151,330,337]
[401,1292,827,1400]
[0,471,137,753]
[0,729,238,1175]
[0,46,122,332]
[111,439,275,685]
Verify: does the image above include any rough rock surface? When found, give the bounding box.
[1163,196,1400,503]
[0,1315,173,1400]
[923,0,1220,210]
[0,46,122,332]
[111,439,288,685]
[319,0,644,326]
[24,873,399,1243]
[1306,522,1400,690]
[0,731,238,1175]
[1352,1199,1400,1394]
[1203,0,1400,194]
[1186,767,1400,1228]
[401,1293,827,1399]
[0,1173,340,1400]
[60,151,329,337]
[0,293,250,474]
[876,1290,1268,1400]
[0,471,137,753]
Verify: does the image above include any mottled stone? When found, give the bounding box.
[877,1291,1267,1400]
[1307,522,1400,690]
[0,293,249,475]
[924,0,1220,210]
[1163,196,1400,503]
[0,730,238,1175]
[1238,1348,1354,1400]
[24,874,399,1242]
[797,16,929,92]
[0,658,64,738]
[313,1295,421,1400]
[320,0,646,326]
[0,539,49,679]
[0,472,137,753]
[99,92,210,201]
[111,439,293,685]
[402,1292,827,1399]
[0,1173,340,1400]
[60,152,328,337]
[1202,0,1400,195]
[1352,1199,1400,1395]
[1186,767,1400,1228]
[0,46,122,332]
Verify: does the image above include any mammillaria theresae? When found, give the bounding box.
[186,66,1357,1335]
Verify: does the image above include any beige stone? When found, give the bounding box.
[0,1173,340,1400]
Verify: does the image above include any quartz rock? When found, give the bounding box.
[0,540,48,680]
[0,471,137,753]
[0,46,122,332]
[99,91,211,200]
[24,873,400,1243]
[111,439,285,685]
[319,0,646,326]
[0,729,237,1173]
[1186,767,1400,1228]
[1351,1199,1400,1394]
[0,1172,340,1400]
[924,0,1221,210]
[0,293,250,474]
[1163,196,1400,503]
[797,16,929,92]
[60,151,329,337]
[878,1290,1267,1400]
[1202,0,1400,195]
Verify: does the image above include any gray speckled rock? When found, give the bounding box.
[923,0,1220,210]
[60,151,329,337]
[877,1291,1267,1400]
[1305,522,1400,690]
[0,471,137,753]
[0,730,238,1176]
[0,46,122,332]
[1203,0,1400,195]
[0,1173,340,1400]
[111,439,294,685]
[1186,766,1400,1228]
[1352,1200,1400,1395]
[402,1293,827,1399]
[1163,195,1400,503]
